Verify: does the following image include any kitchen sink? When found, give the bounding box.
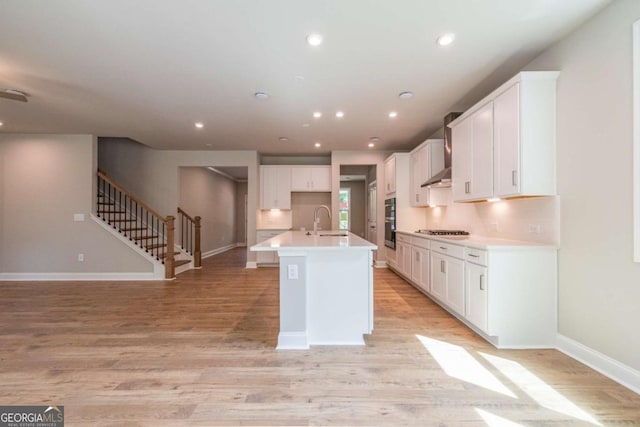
[319,233,348,237]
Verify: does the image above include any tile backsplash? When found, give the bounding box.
[424,189,559,244]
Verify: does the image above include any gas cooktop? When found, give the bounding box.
[415,229,470,236]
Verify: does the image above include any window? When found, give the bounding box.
[339,188,350,230]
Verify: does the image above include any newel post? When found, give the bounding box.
[194,216,202,268]
[165,215,176,279]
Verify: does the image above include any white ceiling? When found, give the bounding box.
[0,0,611,154]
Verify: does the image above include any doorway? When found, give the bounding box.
[339,165,377,244]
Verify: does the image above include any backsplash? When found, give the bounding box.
[256,192,333,231]
[424,190,559,244]
[257,209,292,229]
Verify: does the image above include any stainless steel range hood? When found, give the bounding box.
[422,112,462,188]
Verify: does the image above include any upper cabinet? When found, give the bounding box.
[384,155,396,195]
[450,71,559,202]
[291,166,331,192]
[260,166,291,210]
[410,139,444,206]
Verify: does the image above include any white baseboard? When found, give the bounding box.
[202,243,239,259]
[375,260,387,268]
[556,334,640,394]
[277,332,309,350]
[0,272,163,281]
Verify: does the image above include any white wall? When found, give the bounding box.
[98,138,259,263]
[524,0,640,371]
[0,134,154,276]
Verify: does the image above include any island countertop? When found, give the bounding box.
[251,230,377,251]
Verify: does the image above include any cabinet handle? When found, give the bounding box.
[468,254,479,258]
[440,260,445,273]
[440,246,447,250]
[416,194,419,203]
[480,273,485,291]
[512,170,517,186]
[465,181,471,194]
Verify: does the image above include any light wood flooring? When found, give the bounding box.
[0,248,638,426]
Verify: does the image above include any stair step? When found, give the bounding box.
[146,243,167,250]
[108,219,136,223]
[159,251,181,259]
[133,235,159,241]
[121,227,147,232]
[97,210,126,214]
[97,201,115,206]
[174,259,191,268]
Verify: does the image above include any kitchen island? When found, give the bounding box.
[251,230,377,349]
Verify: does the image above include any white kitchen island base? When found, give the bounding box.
[251,231,377,350]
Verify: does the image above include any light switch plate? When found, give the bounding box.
[73,213,85,222]
[287,264,299,280]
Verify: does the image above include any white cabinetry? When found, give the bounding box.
[410,238,429,292]
[452,102,493,202]
[395,234,412,278]
[291,166,331,192]
[260,166,291,209]
[384,156,396,195]
[451,71,559,202]
[430,242,465,316]
[465,250,488,332]
[410,139,444,207]
[256,230,285,265]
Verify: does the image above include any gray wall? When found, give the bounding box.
[339,181,366,238]
[291,193,332,231]
[235,181,247,245]
[98,138,259,263]
[179,167,237,254]
[526,0,640,370]
[0,134,153,274]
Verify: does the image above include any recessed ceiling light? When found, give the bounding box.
[370,137,380,142]
[336,111,344,118]
[294,75,305,81]
[254,92,269,100]
[314,142,321,148]
[313,111,322,118]
[205,143,212,147]
[388,111,398,118]
[195,122,204,129]
[306,33,323,46]
[278,137,289,142]
[399,91,414,99]
[0,122,3,126]
[368,142,375,148]
[436,33,455,46]
[302,123,310,127]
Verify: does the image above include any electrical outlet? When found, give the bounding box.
[528,224,542,234]
[287,264,299,280]
[78,253,84,262]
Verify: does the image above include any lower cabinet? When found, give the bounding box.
[256,230,284,266]
[390,231,557,348]
[430,250,465,316]
[465,261,488,332]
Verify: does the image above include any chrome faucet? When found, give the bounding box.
[313,205,332,235]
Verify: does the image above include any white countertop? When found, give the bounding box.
[251,230,377,251]
[396,230,557,250]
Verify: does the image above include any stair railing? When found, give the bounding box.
[96,171,176,279]
[177,207,201,268]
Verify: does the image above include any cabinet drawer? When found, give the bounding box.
[465,248,488,266]
[431,241,465,258]
[396,233,411,243]
[411,236,430,249]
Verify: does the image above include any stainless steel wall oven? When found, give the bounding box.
[384,197,396,249]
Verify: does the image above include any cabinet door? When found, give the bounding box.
[384,156,396,195]
[430,252,447,301]
[397,242,411,277]
[452,117,472,201]
[290,168,310,191]
[446,256,466,316]
[410,151,422,206]
[260,167,291,209]
[310,167,331,191]
[493,83,520,197]
[470,102,494,200]
[466,262,488,332]
[411,247,429,292]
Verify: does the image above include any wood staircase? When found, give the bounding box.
[96,171,200,278]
